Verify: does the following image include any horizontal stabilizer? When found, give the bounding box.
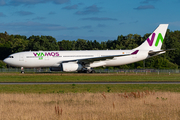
[148,49,175,56]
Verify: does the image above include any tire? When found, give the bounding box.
[91,70,95,73]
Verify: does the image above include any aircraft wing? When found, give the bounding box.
[61,50,139,64]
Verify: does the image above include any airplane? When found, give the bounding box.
[3,24,169,73]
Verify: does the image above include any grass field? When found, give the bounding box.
[1,92,180,120]
[1,73,180,119]
[0,72,180,82]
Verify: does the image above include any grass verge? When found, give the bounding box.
[1,84,180,93]
[0,73,180,82]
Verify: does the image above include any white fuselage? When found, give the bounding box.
[3,50,149,68]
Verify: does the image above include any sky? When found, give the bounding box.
[0,0,180,42]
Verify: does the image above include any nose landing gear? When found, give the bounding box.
[21,67,25,74]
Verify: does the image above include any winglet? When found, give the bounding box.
[131,50,139,55]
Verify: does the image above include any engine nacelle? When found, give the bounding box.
[62,62,83,72]
[50,67,62,71]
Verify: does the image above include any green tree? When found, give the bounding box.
[0,60,6,68]
[11,38,28,53]
[164,30,180,66]
[58,40,73,50]
[75,39,88,50]
[27,35,59,51]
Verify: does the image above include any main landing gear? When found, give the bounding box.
[78,69,96,73]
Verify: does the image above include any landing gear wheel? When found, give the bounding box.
[21,67,24,74]
[91,70,95,73]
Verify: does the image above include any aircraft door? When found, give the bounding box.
[19,55,24,61]
[45,56,49,60]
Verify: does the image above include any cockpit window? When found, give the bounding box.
[9,56,14,58]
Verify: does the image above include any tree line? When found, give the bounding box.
[0,29,180,69]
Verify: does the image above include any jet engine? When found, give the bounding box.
[62,62,83,72]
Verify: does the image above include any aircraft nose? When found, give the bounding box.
[3,58,9,64]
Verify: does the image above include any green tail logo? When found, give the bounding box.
[155,33,164,47]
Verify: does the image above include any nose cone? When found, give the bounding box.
[3,57,15,66]
[3,58,9,64]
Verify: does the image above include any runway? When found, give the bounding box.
[0,82,180,85]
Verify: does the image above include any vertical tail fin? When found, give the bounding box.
[134,24,169,50]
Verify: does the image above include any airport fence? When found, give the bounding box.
[0,68,50,73]
[0,68,179,74]
[95,69,180,74]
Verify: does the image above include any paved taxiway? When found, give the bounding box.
[0,82,180,85]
